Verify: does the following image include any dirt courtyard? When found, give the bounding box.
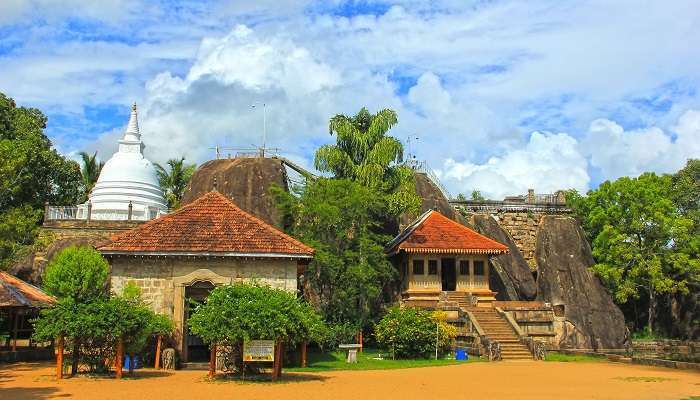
[1,361,699,400]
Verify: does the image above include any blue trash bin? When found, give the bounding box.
[455,349,468,361]
[123,355,141,370]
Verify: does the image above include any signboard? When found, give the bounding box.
[243,340,275,362]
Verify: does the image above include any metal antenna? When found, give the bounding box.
[208,145,221,160]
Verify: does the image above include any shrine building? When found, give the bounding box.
[98,191,313,363]
[386,209,509,308]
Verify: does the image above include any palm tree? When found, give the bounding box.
[155,158,197,209]
[79,151,104,199]
[314,107,420,215]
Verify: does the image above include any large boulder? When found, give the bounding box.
[182,157,288,227]
[535,215,627,349]
[470,214,537,301]
[8,236,107,285]
[401,172,467,227]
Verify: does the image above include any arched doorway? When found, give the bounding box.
[184,280,215,363]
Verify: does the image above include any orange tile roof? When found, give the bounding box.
[99,191,314,257]
[386,210,509,255]
[0,271,56,308]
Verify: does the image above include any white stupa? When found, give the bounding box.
[81,103,168,221]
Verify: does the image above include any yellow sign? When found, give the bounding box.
[243,340,275,362]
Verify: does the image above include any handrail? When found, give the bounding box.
[465,311,485,337]
[496,307,526,338]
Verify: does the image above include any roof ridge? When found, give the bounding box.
[209,191,314,254]
[429,211,508,249]
[100,190,314,255]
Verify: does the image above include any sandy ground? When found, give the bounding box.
[1,361,699,400]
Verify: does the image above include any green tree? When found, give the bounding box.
[273,179,395,330]
[471,190,485,201]
[0,92,82,267]
[314,107,420,216]
[188,283,324,353]
[40,245,109,374]
[0,206,42,268]
[374,307,456,359]
[155,157,196,209]
[0,93,82,210]
[567,173,700,334]
[43,245,110,303]
[671,159,700,228]
[78,151,104,199]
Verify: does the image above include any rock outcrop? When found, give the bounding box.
[535,215,627,349]
[401,172,467,227]
[470,214,537,301]
[181,157,288,227]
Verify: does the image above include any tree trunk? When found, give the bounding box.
[56,336,64,379]
[154,335,162,369]
[208,344,217,378]
[71,340,80,376]
[115,337,123,379]
[129,352,135,374]
[647,285,655,336]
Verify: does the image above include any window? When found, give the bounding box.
[428,260,438,275]
[473,260,485,276]
[459,260,469,275]
[412,259,425,275]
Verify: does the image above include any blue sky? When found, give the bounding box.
[1,0,699,198]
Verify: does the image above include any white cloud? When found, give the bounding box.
[581,110,700,181]
[2,1,700,199]
[438,131,590,199]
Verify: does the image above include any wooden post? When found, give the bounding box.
[11,310,19,352]
[208,344,217,378]
[300,342,307,368]
[359,331,363,353]
[56,336,64,379]
[154,335,162,369]
[127,201,133,221]
[115,336,123,379]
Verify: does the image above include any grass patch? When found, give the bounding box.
[615,376,675,383]
[545,353,605,363]
[285,348,482,372]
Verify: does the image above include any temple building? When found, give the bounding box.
[386,209,509,308]
[98,191,314,363]
[78,103,168,221]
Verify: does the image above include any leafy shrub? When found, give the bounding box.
[375,307,456,359]
[188,282,325,347]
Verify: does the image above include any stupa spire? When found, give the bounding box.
[122,102,141,142]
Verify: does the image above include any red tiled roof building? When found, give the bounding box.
[98,191,313,363]
[386,210,509,307]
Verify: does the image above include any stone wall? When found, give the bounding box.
[490,212,541,267]
[108,256,299,362]
[10,221,143,284]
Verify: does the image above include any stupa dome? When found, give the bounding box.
[86,103,168,220]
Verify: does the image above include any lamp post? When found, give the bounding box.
[251,103,267,157]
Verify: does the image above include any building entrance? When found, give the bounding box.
[441,258,456,291]
[184,281,215,362]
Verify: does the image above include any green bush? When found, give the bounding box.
[188,282,325,348]
[375,307,456,359]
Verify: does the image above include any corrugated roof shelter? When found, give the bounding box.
[387,210,509,307]
[1,272,55,352]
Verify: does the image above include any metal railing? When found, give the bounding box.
[406,159,452,200]
[450,200,570,213]
[44,202,166,222]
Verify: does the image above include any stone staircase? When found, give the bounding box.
[445,291,471,308]
[469,308,532,360]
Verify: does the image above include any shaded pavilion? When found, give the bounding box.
[386,209,509,308]
[0,271,55,351]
